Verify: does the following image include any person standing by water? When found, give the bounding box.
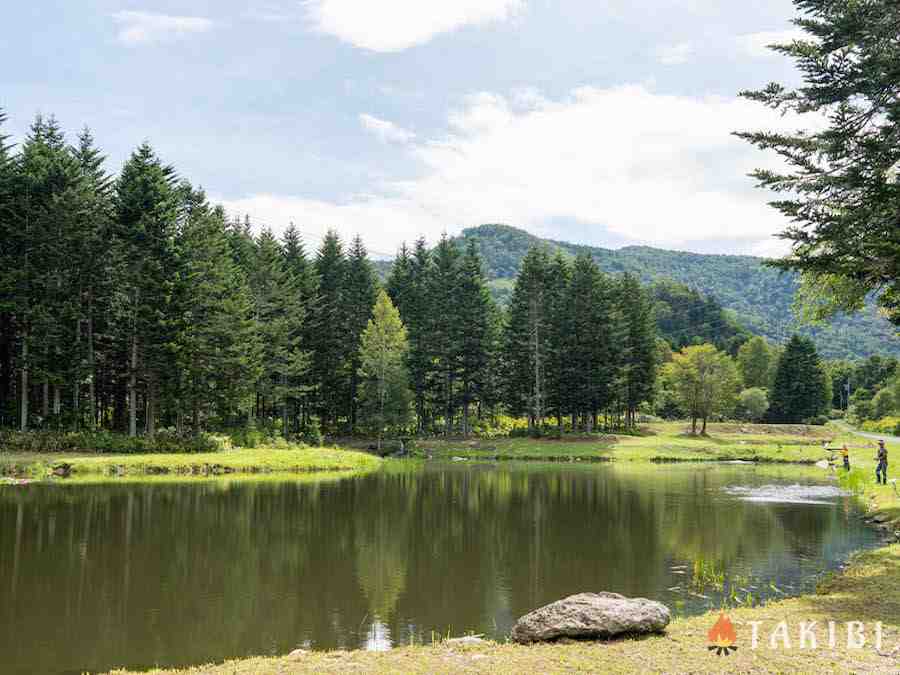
[841,444,850,471]
[876,440,889,485]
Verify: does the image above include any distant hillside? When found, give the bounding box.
[452,224,899,360]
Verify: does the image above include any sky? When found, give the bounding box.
[2,0,812,257]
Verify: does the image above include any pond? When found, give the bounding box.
[0,462,880,674]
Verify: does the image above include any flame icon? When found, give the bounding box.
[707,613,738,656]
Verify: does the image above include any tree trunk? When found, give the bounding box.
[444,372,453,436]
[145,379,156,438]
[42,380,49,419]
[128,336,138,437]
[53,385,60,417]
[73,317,80,424]
[701,415,707,435]
[462,394,470,438]
[281,374,288,439]
[19,337,28,432]
[87,307,95,430]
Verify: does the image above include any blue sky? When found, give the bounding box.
[2,0,809,256]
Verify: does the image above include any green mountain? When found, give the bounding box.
[451,224,899,360]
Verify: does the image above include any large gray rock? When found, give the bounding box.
[511,592,670,644]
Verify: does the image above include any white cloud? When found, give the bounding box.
[656,42,695,65]
[219,84,817,254]
[112,11,214,46]
[359,114,415,144]
[737,29,807,59]
[306,0,524,52]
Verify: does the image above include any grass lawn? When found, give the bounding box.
[0,445,381,479]
[418,422,835,464]
[109,544,900,674]
[827,426,900,527]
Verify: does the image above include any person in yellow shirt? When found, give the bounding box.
[841,444,850,471]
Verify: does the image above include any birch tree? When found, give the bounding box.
[359,291,412,450]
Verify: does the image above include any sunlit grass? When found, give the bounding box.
[422,422,835,464]
[0,445,381,480]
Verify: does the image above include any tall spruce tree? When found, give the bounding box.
[13,116,84,430]
[281,223,318,308]
[427,235,462,434]
[69,128,114,429]
[311,230,348,429]
[618,273,657,428]
[281,223,319,428]
[502,246,550,429]
[544,253,573,432]
[769,334,830,423]
[456,239,499,435]
[568,254,618,431]
[388,238,433,432]
[248,229,309,435]
[174,193,261,433]
[115,142,180,437]
[344,235,379,432]
[0,109,14,426]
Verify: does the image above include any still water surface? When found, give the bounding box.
[0,462,879,674]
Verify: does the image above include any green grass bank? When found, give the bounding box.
[0,445,381,480]
[415,421,836,464]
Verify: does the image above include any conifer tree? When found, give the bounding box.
[387,238,432,432]
[568,254,618,431]
[311,230,348,429]
[174,194,261,433]
[455,239,499,435]
[13,116,83,429]
[281,223,319,428]
[0,109,14,426]
[386,243,413,312]
[115,142,180,437]
[344,235,379,432]
[544,253,572,432]
[359,290,412,450]
[68,127,114,428]
[248,229,309,435]
[737,0,900,325]
[427,235,462,434]
[281,223,318,308]
[618,273,657,428]
[502,246,550,429]
[769,335,830,423]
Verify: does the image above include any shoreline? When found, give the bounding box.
[109,539,900,674]
[0,446,382,481]
[6,422,895,673]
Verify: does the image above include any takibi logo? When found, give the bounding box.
[707,613,738,656]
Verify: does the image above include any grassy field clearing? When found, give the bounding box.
[419,422,836,463]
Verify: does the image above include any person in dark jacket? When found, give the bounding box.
[876,440,888,485]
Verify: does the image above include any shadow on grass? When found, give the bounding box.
[802,548,900,626]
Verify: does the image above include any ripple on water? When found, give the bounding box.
[723,483,850,505]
